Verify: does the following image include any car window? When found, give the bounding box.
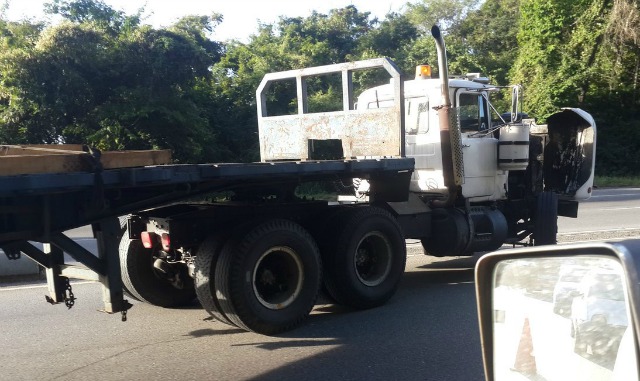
[588,277,624,301]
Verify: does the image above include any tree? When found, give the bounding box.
[458,0,521,85]
[510,0,610,119]
[406,0,481,32]
[206,6,384,161]
[605,0,640,107]
[279,5,377,64]
[357,12,419,73]
[1,0,637,175]
[404,0,483,76]
[44,0,142,34]
[0,1,226,163]
[510,0,640,175]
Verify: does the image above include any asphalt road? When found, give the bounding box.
[0,255,481,381]
[0,187,638,381]
[557,187,640,241]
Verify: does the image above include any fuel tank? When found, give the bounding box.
[421,206,508,257]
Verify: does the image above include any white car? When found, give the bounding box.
[553,265,589,316]
[570,269,628,357]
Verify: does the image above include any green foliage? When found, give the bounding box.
[357,12,421,77]
[511,0,628,119]
[406,0,481,32]
[595,175,640,187]
[0,1,227,163]
[509,0,640,175]
[459,0,520,85]
[44,0,142,34]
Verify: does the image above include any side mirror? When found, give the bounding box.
[476,240,640,381]
[510,85,521,122]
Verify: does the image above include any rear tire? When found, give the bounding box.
[119,235,195,307]
[533,191,558,246]
[322,207,406,309]
[194,232,236,326]
[118,216,139,302]
[215,219,322,335]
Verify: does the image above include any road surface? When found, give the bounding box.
[0,255,481,381]
[557,187,640,242]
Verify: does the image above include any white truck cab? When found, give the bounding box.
[355,71,519,203]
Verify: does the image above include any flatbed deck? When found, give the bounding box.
[0,157,414,242]
[0,153,413,316]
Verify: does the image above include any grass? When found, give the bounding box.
[594,176,640,188]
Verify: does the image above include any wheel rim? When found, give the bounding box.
[252,246,304,310]
[353,231,392,287]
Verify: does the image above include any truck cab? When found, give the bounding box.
[355,71,510,203]
[355,65,596,209]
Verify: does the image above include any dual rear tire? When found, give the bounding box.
[197,220,322,335]
[120,206,406,334]
[322,207,406,309]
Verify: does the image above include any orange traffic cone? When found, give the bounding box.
[512,317,537,375]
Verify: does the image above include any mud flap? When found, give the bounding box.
[543,108,596,200]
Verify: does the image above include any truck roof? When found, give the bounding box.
[357,78,489,106]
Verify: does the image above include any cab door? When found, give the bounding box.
[456,91,504,200]
[405,96,447,193]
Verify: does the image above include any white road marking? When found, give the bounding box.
[600,206,640,211]
[590,193,640,198]
[558,227,640,235]
[0,281,94,292]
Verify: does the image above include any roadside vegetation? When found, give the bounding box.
[0,0,638,178]
[595,176,640,188]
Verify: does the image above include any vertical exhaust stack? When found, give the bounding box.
[431,25,463,207]
[432,25,452,109]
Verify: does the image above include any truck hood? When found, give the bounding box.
[543,108,596,201]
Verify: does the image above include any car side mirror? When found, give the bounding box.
[476,240,640,381]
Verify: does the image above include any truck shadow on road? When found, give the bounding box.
[177,260,484,380]
[226,265,482,380]
[189,259,479,339]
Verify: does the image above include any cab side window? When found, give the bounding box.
[406,97,429,135]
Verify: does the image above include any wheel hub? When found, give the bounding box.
[353,231,392,287]
[253,246,303,310]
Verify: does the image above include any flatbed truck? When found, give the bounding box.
[0,26,596,334]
